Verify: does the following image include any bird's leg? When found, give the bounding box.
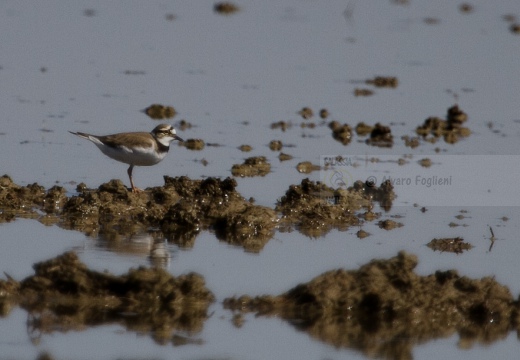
[127,165,142,193]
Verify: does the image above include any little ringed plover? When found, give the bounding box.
[69,124,184,193]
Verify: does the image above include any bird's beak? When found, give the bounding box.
[174,134,184,142]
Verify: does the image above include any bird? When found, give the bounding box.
[69,124,184,193]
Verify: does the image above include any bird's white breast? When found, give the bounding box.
[96,143,166,166]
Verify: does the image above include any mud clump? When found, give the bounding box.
[43,186,68,214]
[183,139,205,150]
[416,105,470,144]
[231,156,271,177]
[354,88,374,97]
[419,158,432,168]
[143,104,177,120]
[214,205,277,253]
[329,121,353,145]
[365,123,393,148]
[296,161,320,174]
[276,178,395,236]
[0,175,45,211]
[378,219,403,230]
[427,237,473,253]
[65,176,278,251]
[62,179,165,237]
[402,135,420,148]
[0,211,15,224]
[447,104,468,126]
[177,119,192,131]
[0,251,213,344]
[0,175,67,223]
[161,176,277,252]
[278,152,293,162]
[224,251,516,359]
[355,122,373,136]
[366,76,398,88]
[356,229,370,239]
[270,120,292,132]
[300,122,316,129]
[319,108,329,119]
[214,2,239,15]
[238,144,252,152]
[298,107,314,119]
[268,140,283,151]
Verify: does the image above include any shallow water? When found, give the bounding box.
[1,1,520,359]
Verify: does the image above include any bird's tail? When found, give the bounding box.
[69,131,91,140]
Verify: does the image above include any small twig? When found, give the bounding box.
[488,226,495,252]
[3,271,15,282]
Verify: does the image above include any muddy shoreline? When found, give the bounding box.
[0,174,518,356]
[0,174,394,250]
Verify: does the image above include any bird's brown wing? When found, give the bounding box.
[98,132,153,149]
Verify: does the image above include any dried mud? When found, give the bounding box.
[143,104,177,120]
[416,105,470,144]
[231,156,271,177]
[270,120,292,131]
[183,138,205,150]
[214,2,239,15]
[268,140,283,151]
[365,123,394,148]
[224,251,520,360]
[319,108,329,119]
[0,174,396,248]
[298,106,314,119]
[278,152,293,161]
[276,178,394,237]
[272,104,470,149]
[0,175,278,252]
[295,161,320,174]
[427,237,473,253]
[238,144,252,152]
[353,88,374,97]
[329,121,353,145]
[1,172,519,355]
[365,76,399,88]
